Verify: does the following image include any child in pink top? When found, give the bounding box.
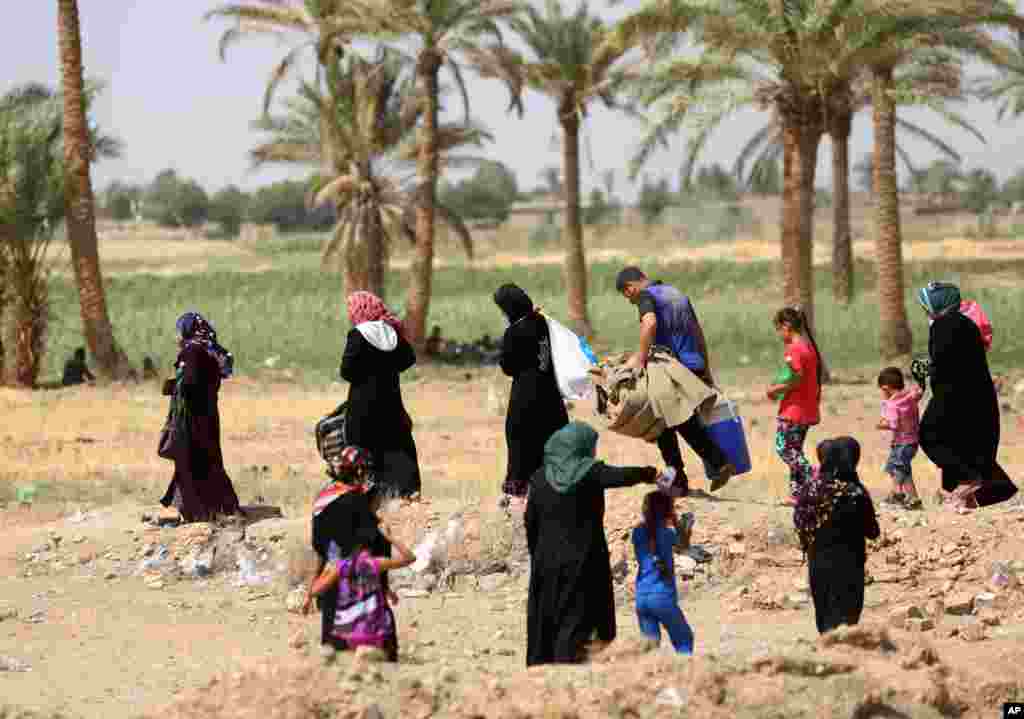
[876,367,924,510]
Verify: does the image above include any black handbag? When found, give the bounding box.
[157,408,184,461]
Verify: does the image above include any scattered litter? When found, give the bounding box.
[0,656,31,672]
[656,687,687,707]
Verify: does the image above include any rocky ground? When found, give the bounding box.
[2,488,1024,719]
[2,373,1024,718]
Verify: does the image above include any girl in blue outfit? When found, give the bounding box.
[631,491,695,654]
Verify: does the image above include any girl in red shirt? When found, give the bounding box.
[767,308,824,506]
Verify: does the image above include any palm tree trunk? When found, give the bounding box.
[406,50,443,351]
[830,111,854,305]
[58,0,133,381]
[872,66,913,358]
[559,98,593,339]
[780,115,820,327]
[366,205,386,299]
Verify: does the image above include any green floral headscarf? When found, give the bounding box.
[544,422,600,494]
[917,282,961,318]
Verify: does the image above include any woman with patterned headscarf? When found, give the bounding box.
[340,292,421,498]
[916,282,1017,511]
[793,437,879,634]
[159,311,241,522]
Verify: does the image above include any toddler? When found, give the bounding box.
[876,367,923,510]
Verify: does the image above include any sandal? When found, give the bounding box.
[710,463,736,493]
[881,493,906,507]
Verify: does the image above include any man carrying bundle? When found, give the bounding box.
[616,267,734,496]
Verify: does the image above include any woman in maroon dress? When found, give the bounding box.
[159,311,241,522]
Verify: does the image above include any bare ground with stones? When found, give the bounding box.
[2,372,1024,718]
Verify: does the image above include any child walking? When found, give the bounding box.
[310,522,414,661]
[767,308,824,506]
[876,367,924,510]
[631,491,695,655]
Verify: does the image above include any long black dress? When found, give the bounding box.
[525,463,656,666]
[919,311,1018,506]
[807,491,880,634]
[340,328,421,498]
[160,344,241,522]
[499,313,569,498]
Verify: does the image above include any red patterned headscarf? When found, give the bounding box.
[347,291,405,337]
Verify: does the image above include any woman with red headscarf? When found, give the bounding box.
[340,292,421,498]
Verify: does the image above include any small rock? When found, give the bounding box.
[974,592,998,610]
[103,571,118,581]
[941,543,958,555]
[727,543,746,557]
[655,687,687,707]
[285,587,307,614]
[0,656,31,672]
[960,622,986,642]
[677,555,698,577]
[977,608,1002,627]
[923,599,945,618]
[478,574,507,593]
[905,617,935,632]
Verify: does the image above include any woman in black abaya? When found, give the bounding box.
[794,437,879,635]
[341,291,421,498]
[916,282,1017,511]
[494,284,569,506]
[525,422,658,666]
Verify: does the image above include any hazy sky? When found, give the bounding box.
[7,1,1024,201]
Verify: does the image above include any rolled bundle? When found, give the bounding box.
[592,347,717,441]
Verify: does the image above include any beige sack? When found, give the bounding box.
[592,348,717,441]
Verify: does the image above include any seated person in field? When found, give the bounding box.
[425,325,444,357]
[62,347,96,386]
[142,356,159,380]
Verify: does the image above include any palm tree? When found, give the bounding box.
[614,0,1021,346]
[338,0,522,349]
[728,68,983,304]
[473,0,637,338]
[0,86,64,386]
[975,29,1024,119]
[858,24,1023,358]
[250,51,484,297]
[57,0,133,381]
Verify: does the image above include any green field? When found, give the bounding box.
[41,250,1024,384]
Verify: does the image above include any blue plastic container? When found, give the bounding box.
[700,399,752,480]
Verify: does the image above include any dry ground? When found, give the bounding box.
[2,372,1023,718]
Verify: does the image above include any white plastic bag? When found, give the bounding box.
[545,315,595,400]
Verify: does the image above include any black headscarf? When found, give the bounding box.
[793,437,866,552]
[494,283,535,325]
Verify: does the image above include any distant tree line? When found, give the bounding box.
[100,171,336,237]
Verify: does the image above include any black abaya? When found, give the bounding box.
[919,311,1017,506]
[160,344,240,522]
[524,463,656,666]
[495,288,569,497]
[807,490,879,634]
[340,329,421,497]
